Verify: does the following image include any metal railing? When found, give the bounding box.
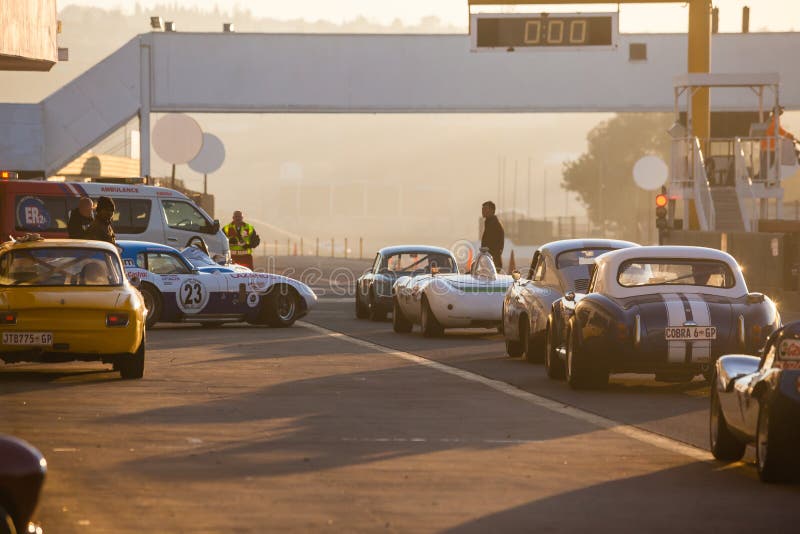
[733,138,758,232]
[691,137,715,231]
[669,137,693,188]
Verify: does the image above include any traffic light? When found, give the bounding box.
[655,193,668,230]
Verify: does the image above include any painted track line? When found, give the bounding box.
[299,321,713,463]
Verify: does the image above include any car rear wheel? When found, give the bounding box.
[368,291,386,322]
[139,283,162,328]
[756,401,791,483]
[505,318,525,357]
[355,290,369,319]
[545,320,566,380]
[119,339,145,380]
[505,338,524,358]
[524,324,545,364]
[393,299,413,333]
[262,286,301,327]
[709,385,745,461]
[421,297,444,338]
[566,326,608,390]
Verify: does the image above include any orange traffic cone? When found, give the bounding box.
[508,250,516,273]
[465,248,474,272]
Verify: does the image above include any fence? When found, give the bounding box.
[263,237,367,260]
[501,216,605,245]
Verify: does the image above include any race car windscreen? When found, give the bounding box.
[617,259,735,289]
[381,253,457,274]
[181,246,217,268]
[0,248,124,287]
[556,248,614,269]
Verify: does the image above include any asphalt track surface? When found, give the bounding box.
[2,257,799,532]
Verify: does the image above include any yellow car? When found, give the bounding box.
[0,237,146,379]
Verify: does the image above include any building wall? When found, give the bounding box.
[0,0,57,71]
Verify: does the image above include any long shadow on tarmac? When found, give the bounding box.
[0,367,117,394]
[103,361,598,481]
[446,462,799,533]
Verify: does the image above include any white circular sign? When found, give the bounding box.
[176,278,209,314]
[152,114,203,164]
[633,155,669,191]
[246,292,260,308]
[188,133,226,174]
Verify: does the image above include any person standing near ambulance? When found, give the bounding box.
[67,196,95,238]
[223,211,260,270]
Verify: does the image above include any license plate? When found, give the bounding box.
[2,332,53,346]
[664,326,716,341]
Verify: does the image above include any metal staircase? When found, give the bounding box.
[709,187,745,232]
[41,38,141,175]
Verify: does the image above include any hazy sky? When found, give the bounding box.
[59,1,800,32]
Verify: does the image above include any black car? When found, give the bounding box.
[711,321,800,482]
[546,246,779,389]
[355,245,458,321]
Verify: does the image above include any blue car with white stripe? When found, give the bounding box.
[546,246,779,389]
[117,241,317,328]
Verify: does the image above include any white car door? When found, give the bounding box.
[160,199,217,250]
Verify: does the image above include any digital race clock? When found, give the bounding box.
[471,12,618,51]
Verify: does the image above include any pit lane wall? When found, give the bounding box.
[0,0,58,71]
[662,230,800,309]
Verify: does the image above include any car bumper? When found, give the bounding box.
[583,336,741,374]
[427,293,505,327]
[0,325,143,361]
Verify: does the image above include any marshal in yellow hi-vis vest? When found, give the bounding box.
[223,211,260,270]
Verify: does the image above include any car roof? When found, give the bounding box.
[0,238,120,254]
[64,182,190,200]
[377,245,455,257]
[0,180,191,200]
[593,245,747,298]
[116,240,180,255]
[538,238,639,256]
[595,245,738,266]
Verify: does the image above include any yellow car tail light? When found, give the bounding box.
[106,313,129,327]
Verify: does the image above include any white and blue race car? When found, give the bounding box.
[118,241,317,328]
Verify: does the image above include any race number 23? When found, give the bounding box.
[177,278,209,313]
[183,281,203,306]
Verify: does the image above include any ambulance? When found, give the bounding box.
[0,181,231,261]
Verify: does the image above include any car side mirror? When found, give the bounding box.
[211,220,221,233]
[565,291,576,302]
[128,276,141,288]
[512,270,521,281]
[746,292,765,304]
